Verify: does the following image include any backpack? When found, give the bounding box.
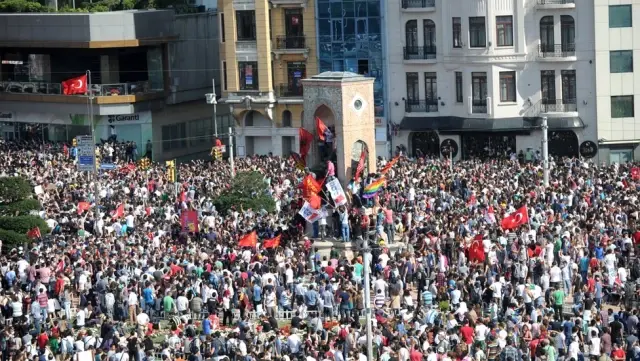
[339,327,348,340]
[189,340,199,354]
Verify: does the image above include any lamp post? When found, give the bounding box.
[541,116,549,187]
[87,69,99,210]
[205,79,218,138]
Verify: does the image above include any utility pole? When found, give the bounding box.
[362,233,373,361]
[206,79,218,137]
[228,127,235,178]
[541,116,549,187]
[87,69,99,211]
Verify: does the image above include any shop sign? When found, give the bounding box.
[0,112,13,119]
[440,139,459,158]
[579,141,598,159]
[107,114,140,123]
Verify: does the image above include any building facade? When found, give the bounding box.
[218,0,318,157]
[594,0,640,163]
[385,0,597,161]
[315,0,388,157]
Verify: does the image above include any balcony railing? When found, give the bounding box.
[472,101,487,114]
[274,35,306,50]
[538,43,576,58]
[403,46,437,60]
[277,83,303,97]
[405,99,438,113]
[537,0,574,4]
[541,98,577,112]
[402,0,435,8]
[0,81,154,96]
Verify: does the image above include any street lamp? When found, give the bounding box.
[205,79,218,137]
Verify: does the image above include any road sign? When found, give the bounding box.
[76,135,95,172]
[99,163,117,170]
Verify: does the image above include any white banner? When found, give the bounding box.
[326,178,348,206]
[298,201,327,223]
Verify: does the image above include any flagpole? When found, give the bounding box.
[87,69,99,213]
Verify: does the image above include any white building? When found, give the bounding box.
[594,0,640,163]
[385,0,597,161]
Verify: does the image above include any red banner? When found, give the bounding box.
[354,149,366,182]
[180,210,199,233]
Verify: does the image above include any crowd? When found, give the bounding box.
[0,137,639,361]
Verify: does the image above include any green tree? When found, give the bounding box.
[0,216,48,234]
[0,199,42,216]
[0,229,30,249]
[0,177,33,204]
[213,171,276,216]
[0,0,51,12]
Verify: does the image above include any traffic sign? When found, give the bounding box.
[100,163,117,170]
[76,135,95,172]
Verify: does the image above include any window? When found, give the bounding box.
[469,17,486,48]
[611,96,634,118]
[406,72,419,101]
[406,20,418,52]
[496,16,513,47]
[471,72,487,103]
[499,71,516,102]
[452,17,462,48]
[424,72,437,102]
[540,16,554,52]
[222,61,227,91]
[561,70,576,104]
[220,13,225,42]
[189,119,210,146]
[161,123,187,151]
[610,50,634,73]
[610,149,634,164]
[236,11,256,40]
[238,61,258,90]
[423,20,436,51]
[455,72,463,103]
[610,5,632,28]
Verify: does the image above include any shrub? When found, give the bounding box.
[0,177,33,204]
[0,229,30,249]
[213,171,276,215]
[0,199,42,216]
[0,216,48,235]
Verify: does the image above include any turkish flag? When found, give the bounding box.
[62,75,88,95]
[299,128,314,159]
[263,234,281,249]
[468,235,485,263]
[501,206,529,229]
[316,117,328,141]
[238,231,257,248]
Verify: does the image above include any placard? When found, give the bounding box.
[326,178,348,206]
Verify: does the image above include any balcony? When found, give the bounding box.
[541,99,578,113]
[403,46,437,62]
[276,84,303,98]
[472,101,487,114]
[236,39,257,54]
[536,0,575,10]
[405,99,438,113]
[538,43,576,61]
[0,80,163,104]
[401,0,435,11]
[272,35,309,59]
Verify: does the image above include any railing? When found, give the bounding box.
[274,35,306,50]
[538,43,576,58]
[537,0,574,4]
[472,101,488,114]
[542,98,577,112]
[402,0,435,8]
[405,99,438,113]
[276,83,303,97]
[403,46,437,60]
[0,81,154,96]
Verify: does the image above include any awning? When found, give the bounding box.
[399,116,584,132]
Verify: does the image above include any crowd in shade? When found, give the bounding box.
[1,138,640,361]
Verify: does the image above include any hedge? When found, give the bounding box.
[0,216,48,235]
[0,199,42,216]
[0,177,33,204]
[0,229,30,248]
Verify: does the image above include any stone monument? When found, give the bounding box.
[301,72,377,186]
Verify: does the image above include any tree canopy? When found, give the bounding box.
[213,171,276,216]
[0,0,191,13]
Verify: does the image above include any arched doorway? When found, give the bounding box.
[351,140,369,179]
[549,130,579,158]
[282,110,292,127]
[411,131,440,158]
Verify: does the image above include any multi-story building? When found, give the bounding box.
[218,0,318,156]
[386,0,597,161]
[0,10,228,162]
[593,0,640,163]
[316,0,388,157]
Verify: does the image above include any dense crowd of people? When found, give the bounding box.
[0,137,639,361]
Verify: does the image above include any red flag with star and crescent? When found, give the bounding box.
[500,206,529,230]
[62,75,88,95]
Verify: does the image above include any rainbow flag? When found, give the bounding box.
[362,177,386,198]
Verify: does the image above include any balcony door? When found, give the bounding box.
[540,16,554,52]
[406,20,418,55]
[285,9,303,36]
[287,62,306,95]
[471,72,487,105]
[541,70,556,105]
[560,15,575,51]
[423,20,436,53]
